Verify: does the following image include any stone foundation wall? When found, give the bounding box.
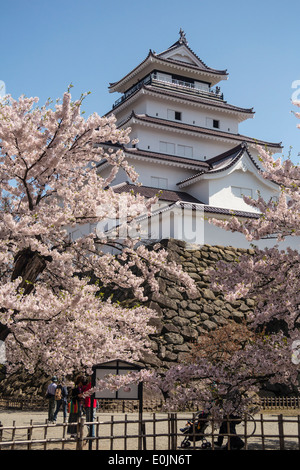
[142,238,255,369]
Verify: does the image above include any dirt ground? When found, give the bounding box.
[1,408,300,451]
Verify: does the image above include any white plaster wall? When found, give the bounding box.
[202,214,300,251]
[181,154,279,212]
[186,180,209,204]
[154,72,210,92]
[207,168,279,212]
[66,210,300,253]
[127,159,196,190]
[97,159,196,193]
[137,206,205,245]
[139,211,300,251]
[121,210,300,251]
[144,96,239,133]
[129,123,233,160]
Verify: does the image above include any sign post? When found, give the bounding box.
[89,359,144,450]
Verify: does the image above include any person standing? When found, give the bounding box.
[81,377,97,437]
[67,376,83,438]
[53,378,68,423]
[46,376,58,423]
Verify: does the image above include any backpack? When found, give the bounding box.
[55,385,62,401]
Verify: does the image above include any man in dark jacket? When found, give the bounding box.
[53,378,69,423]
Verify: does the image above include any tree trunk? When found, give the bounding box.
[0,249,53,343]
[12,248,52,295]
[0,323,10,342]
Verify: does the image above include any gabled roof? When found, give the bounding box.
[156,29,227,76]
[207,142,261,172]
[157,28,228,75]
[109,31,228,93]
[177,143,262,188]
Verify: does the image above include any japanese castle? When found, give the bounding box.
[96,30,292,249]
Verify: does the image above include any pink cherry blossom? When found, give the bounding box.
[0,92,196,378]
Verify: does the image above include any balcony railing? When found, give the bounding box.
[112,73,224,108]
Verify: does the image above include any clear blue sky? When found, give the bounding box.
[1,0,300,160]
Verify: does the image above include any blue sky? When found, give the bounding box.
[1,0,300,160]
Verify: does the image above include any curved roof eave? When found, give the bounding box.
[109,51,228,93]
[177,143,280,190]
[107,83,255,122]
[122,112,282,151]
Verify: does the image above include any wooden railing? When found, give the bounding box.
[1,412,300,450]
[1,395,300,413]
[260,396,300,410]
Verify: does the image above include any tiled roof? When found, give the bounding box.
[136,200,260,221]
[109,50,228,92]
[112,182,204,204]
[156,34,228,76]
[111,183,260,219]
[202,204,259,219]
[173,201,260,219]
[123,147,210,169]
[177,143,261,186]
[206,143,246,166]
[110,82,254,121]
[144,84,254,115]
[123,112,282,150]
[154,50,227,76]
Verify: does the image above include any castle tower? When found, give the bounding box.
[98,31,285,249]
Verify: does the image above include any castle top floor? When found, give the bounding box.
[109,30,228,97]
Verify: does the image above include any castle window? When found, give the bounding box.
[177,144,193,158]
[167,109,182,121]
[159,141,175,154]
[151,176,168,189]
[206,117,220,129]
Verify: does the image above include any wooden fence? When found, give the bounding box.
[260,396,300,410]
[1,395,300,413]
[0,397,166,412]
[1,412,300,451]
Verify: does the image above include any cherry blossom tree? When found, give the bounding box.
[209,102,300,340]
[129,103,300,417]
[0,91,197,379]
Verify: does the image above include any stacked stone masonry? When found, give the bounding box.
[143,238,255,370]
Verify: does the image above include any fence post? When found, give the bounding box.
[278,414,285,450]
[138,413,146,451]
[27,420,33,451]
[76,417,85,450]
[170,414,177,450]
